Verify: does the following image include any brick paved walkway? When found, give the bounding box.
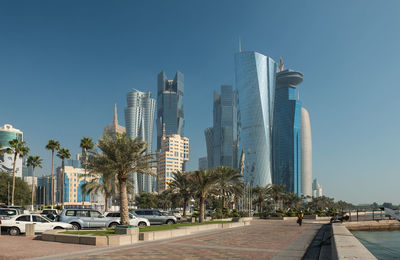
[28,219,321,260]
[0,235,99,260]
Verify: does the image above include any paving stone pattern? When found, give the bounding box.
[70,220,318,260]
[0,220,319,260]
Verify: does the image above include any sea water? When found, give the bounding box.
[352,230,400,259]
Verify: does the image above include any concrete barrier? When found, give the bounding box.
[25,224,35,236]
[55,234,80,244]
[107,235,132,246]
[139,222,247,241]
[331,223,376,259]
[79,235,108,246]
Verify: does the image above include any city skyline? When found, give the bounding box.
[1,1,400,204]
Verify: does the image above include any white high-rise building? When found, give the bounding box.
[124,89,156,193]
[0,124,24,178]
[301,107,312,199]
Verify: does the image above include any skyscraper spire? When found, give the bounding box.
[113,104,118,125]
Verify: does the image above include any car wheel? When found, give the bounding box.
[53,226,64,230]
[138,222,147,227]
[108,222,118,229]
[8,227,20,236]
[166,220,175,225]
[71,222,81,230]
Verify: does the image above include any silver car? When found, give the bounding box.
[132,209,177,225]
[59,209,112,230]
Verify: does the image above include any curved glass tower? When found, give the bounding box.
[234,51,277,187]
[125,90,156,193]
[272,69,303,195]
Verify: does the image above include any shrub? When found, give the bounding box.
[239,211,249,217]
[286,209,297,217]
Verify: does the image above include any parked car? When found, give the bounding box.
[104,212,150,227]
[59,209,117,230]
[41,209,58,221]
[168,210,182,220]
[131,209,177,225]
[5,206,25,214]
[0,214,72,236]
[0,208,19,220]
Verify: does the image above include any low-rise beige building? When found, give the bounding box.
[157,133,189,192]
[57,165,95,206]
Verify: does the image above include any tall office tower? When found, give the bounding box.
[104,104,126,137]
[37,175,53,206]
[157,129,189,192]
[301,107,312,199]
[234,51,277,187]
[156,71,184,152]
[204,128,214,169]
[0,124,23,177]
[198,157,208,170]
[204,85,239,169]
[272,67,303,196]
[124,90,156,193]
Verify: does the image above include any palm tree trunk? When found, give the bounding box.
[105,193,110,212]
[222,188,225,209]
[82,149,87,206]
[183,198,187,217]
[51,150,54,209]
[200,196,205,223]
[259,199,263,213]
[31,167,35,208]
[11,153,17,206]
[61,159,65,209]
[119,177,129,225]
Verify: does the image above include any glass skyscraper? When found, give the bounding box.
[204,85,238,169]
[156,71,184,151]
[234,51,277,187]
[0,124,23,178]
[124,90,156,193]
[272,69,303,195]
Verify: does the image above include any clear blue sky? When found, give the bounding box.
[1,0,399,205]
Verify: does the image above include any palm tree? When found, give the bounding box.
[213,166,243,209]
[87,133,154,225]
[7,139,29,205]
[46,140,60,208]
[169,171,193,217]
[252,186,268,213]
[82,169,116,211]
[27,155,43,208]
[190,169,218,222]
[80,137,94,205]
[266,184,286,211]
[284,192,302,210]
[57,148,71,208]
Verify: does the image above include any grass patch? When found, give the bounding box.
[139,221,231,232]
[61,229,116,236]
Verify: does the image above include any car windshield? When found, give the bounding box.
[42,215,53,222]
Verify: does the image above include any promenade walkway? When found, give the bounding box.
[26,219,321,260]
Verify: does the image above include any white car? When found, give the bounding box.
[0,214,73,236]
[104,212,150,227]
